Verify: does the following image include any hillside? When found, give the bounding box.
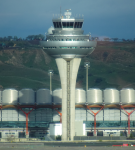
[0,41,135,90]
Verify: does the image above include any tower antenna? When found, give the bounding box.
[60,6,61,17]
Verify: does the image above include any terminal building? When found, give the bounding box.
[0,88,135,139]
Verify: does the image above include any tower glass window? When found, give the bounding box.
[62,22,74,28]
[53,22,56,28]
[53,22,62,28]
[62,22,67,28]
[70,22,74,28]
[74,22,83,28]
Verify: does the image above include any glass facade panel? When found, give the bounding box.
[67,22,70,28]
[44,47,56,49]
[60,47,77,49]
[54,22,82,28]
[80,22,83,28]
[74,22,78,28]
[84,121,135,128]
[53,22,61,28]
[80,47,92,49]
[74,22,83,28]
[53,22,57,28]
[58,22,62,28]
[0,121,49,128]
[70,22,74,28]
[62,22,74,28]
[62,22,67,28]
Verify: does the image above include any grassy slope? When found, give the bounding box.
[0,41,135,90]
[77,41,135,90]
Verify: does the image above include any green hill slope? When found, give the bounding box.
[0,41,135,90]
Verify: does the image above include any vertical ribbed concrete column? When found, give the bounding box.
[70,58,81,141]
[56,58,81,141]
[56,58,67,141]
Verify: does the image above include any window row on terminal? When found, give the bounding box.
[53,22,83,28]
[47,39,89,41]
[43,46,93,49]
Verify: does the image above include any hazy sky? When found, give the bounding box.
[0,0,135,39]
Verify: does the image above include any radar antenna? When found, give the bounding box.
[65,9,72,19]
[65,9,71,12]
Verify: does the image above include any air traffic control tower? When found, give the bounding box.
[40,10,97,141]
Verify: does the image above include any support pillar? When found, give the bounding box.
[56,58,81,141]
[121,106,135,136]
[18,106,35,138]
[86,106,104,136]
[128,115,130,136]
[94,115,96,136]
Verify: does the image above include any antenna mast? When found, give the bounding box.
[60,6,61,18]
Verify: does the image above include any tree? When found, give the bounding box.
[38,34,45,40]
[122,39,126,42]
[104,38,110,41]
[26,35,34,40]
[7,41,14,47]
[111,38,119,42]
[8,36,12,41]
[3,37,7,41]
[14,36,18,41]
[91,37,96,41]
[26,34,45,41]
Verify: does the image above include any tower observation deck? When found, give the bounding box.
[40,10,97,141]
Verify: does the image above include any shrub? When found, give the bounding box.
[130,133,133,138]
[56,135,61,141]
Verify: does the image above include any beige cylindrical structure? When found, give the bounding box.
[53,89,62,104]
[56,58,81,141]
[87,88,102,104]
[120,88,135,104]
[104,88,120,104]
[36,89,52,105]
[2,89,18,105]
[75,89,86,104]
[19,88,35,105]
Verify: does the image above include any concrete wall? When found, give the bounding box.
[75,121,83,136]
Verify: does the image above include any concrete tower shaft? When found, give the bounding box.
[56,58,81,141]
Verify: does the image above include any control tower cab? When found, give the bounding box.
[40,10,97,59]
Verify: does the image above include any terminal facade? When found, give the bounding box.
[0,88,135,139]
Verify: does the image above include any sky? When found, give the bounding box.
[0,0,135,39]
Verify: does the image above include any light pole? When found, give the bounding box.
[48,70,53,93]
[84,62,90,91]
[84,62,90,131]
